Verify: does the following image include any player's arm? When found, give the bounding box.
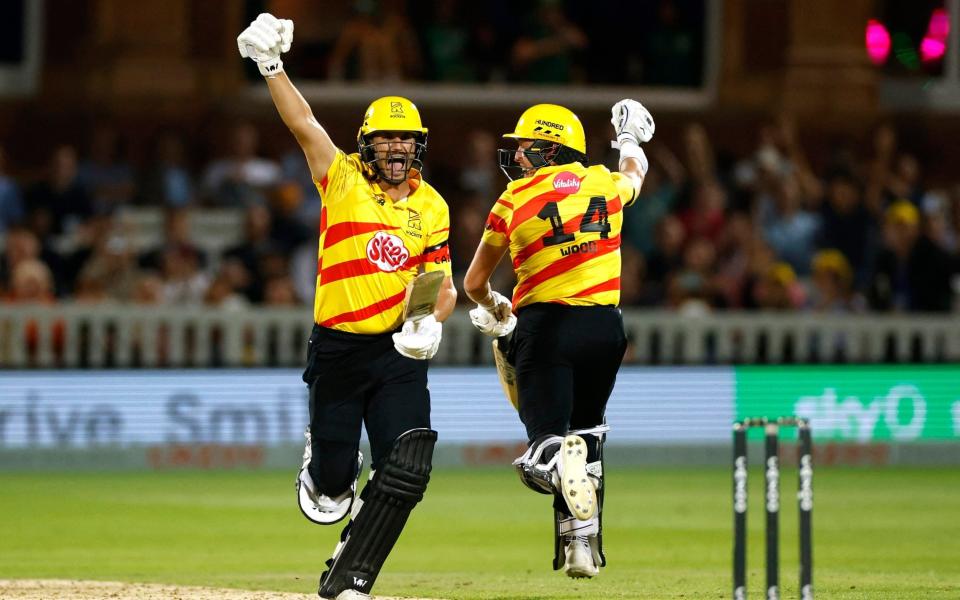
[611,99,656,203]
[464,241,516,337]
[238,14,337,180]
[434,276,457,323]
[464,241,508,311]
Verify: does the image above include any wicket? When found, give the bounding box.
[733,417,813,600]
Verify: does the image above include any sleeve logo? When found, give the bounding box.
[552,171,581,195]
[366,231,410,272]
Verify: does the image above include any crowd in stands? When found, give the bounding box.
[269,0,704,86]
[1,116,959,315]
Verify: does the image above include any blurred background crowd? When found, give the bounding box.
[258,0,705,86]
[1,0,959,315]
[1,116,958,315]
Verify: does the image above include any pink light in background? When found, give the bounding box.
[920,37,946,63]
[926,8,950,40]
[921,8,950,63]
[866,19,892,65]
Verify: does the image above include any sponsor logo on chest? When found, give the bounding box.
[366,231,410,272]
[552,171,581,195]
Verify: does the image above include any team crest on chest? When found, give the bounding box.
[366,231,410,272]
[407,208,421,230]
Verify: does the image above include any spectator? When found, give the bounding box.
[204,271,249,310]
[921,190,957,253]
[422,0,474,81]
[510,0,587,83]
[681,122,717,187]
[270,182,314,252]
[622,148,682,254]
[0,228,40,292]
[78,125,135,214]
[138,131,195,207]
[132,271,166,305]
[74,224,142,302]
[666,237,722,314]
[0,145,24,232]
[759,174,821,275]
[223,204,275,302]
[713,212,756,308]
[753,262,804,311]
[808,249,864,313]
[158,245,209,305]
[139,207,206,272]
[327,0,421,81]
[263,274,300,306]
[24,145,94,237]
[459,130,499,200]
[868,201,955,312]
[679,179,727,244]
[6,258,55,303]
[643,0,702,86]
[643,214,686,305]
[817,169,877,287]
[280,144,321,223]
[4,258,63,365]
[201,123,281,206]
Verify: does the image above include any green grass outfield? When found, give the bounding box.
[1,466,958,599]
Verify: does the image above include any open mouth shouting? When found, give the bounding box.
[385,153,410,179]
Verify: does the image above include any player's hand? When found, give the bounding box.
[611,99,655,147]
[392,315,442,360]
[469,291,517,338]
[237,13,294,77]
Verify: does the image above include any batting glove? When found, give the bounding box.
[611,99,655,147]
[237,13,294,77]
[392,314,442,360]
[469,291,517,338]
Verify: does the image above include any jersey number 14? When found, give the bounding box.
[537,196,611,247]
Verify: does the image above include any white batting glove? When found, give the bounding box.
[392,315,442,360]
[611,99,655,147]
[237,13,294,77]
[469,291,517,338]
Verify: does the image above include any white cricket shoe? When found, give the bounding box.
[558,434,596,520]
[334,589,371,600]
[563,535,599,578]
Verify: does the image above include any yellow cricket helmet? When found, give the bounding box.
[502,104,586,154]
[358,96,428,139]
[357,96,428,184]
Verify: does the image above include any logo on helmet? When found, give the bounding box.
[366,231,410,272]
[391,102,404,113]
[535,119,564,131]
[552,171,581,195]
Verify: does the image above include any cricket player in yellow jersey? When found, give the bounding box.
[464,100,654,579]
[238,13,455,600]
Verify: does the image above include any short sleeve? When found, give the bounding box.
[423,202,452,276]
[313,151,360,206]
[611,171,639,207]
[480,194,514,247]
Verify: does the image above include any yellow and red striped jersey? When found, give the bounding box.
[481,163,636,311]
[313,151,451,334]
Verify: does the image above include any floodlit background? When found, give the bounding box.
[0,2,959,599]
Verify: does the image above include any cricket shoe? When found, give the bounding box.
[297,428,363,525]
[333,589,370,600]
[563,535,599,578]
[558,434,596,520]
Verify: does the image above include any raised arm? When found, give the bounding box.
[611,99,655,200]
[238,13,337,180]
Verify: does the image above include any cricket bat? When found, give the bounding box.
[403,271,445,322]
[492,334,519,410]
